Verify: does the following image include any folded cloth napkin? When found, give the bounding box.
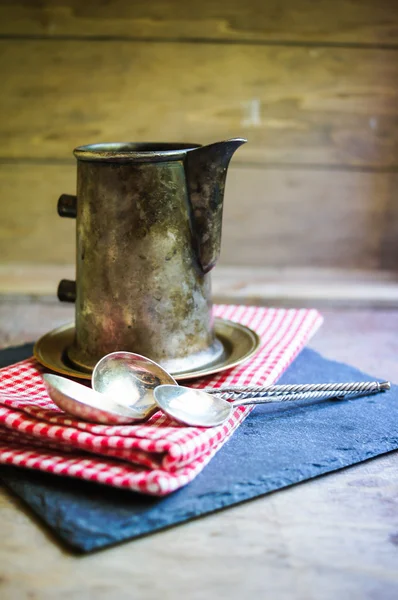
[0,305,322,496]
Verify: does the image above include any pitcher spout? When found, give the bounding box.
[184,138,247,274]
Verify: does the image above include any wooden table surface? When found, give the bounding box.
[0,298,397,600]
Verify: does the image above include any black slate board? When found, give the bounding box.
[0,344,397,553]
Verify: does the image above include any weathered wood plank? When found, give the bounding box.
[1,451,397,599]
[221,167,398,270]
[1,41,397,167]
[0,164,75,265]
[1,164,397,270]
[2,265,398,308]
[1,0,397,46]
[212,266,398,308]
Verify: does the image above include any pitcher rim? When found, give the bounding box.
[73,142,201,162]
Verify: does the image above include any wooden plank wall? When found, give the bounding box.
[1,0,398,303]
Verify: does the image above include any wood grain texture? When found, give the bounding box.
[212,267,398,308]
[1,0,398,46]
[2,266,398,308]
[1,453,397,600]
[0,164,75,265]
[1,41,398,167]
[0,298,397,600]
[1,163,397,270]
[220,168,398,270]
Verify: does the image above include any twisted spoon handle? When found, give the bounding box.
[204,381,390,401]
[230,388,375,406]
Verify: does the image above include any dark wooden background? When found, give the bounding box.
[1,0,398,304]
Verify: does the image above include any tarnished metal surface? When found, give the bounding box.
[33,319,260,381]
[58,140,246,372]
[185,139,246,273]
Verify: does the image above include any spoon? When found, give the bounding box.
[43,373,144,424]
[92,352,390,407]
[153,382,391,427]
[43,351,178,424]
[44,351,391,426]
[92,351,178,419]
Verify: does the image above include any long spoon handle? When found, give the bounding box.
[204,381,390,401]
[229,386,389,407]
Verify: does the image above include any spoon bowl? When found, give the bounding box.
[154,384,233,427]
[43,373,144,425]
[92,352,178,419]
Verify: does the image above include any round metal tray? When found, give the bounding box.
[34,318,261,381]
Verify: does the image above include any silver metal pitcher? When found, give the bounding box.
[57,139,246,374]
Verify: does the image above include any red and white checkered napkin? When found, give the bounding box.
[0,305,322,496]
